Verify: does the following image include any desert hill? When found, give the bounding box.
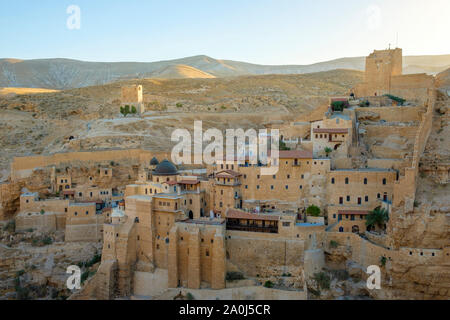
[436,68,450,92]
[1,54,449,90]
[0,69,363,181]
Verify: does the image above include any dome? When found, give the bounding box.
[153,159,178,176]
[150,157,159,166]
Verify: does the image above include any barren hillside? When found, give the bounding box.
[0,69,363,181]
[1,54,448,90]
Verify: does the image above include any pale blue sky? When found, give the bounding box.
[0,0,449,65]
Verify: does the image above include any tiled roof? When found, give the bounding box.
[216,170,242,178]
[313,128,349,134]
[338,210,370,215]
[178,179,200,185]
[226,209,279,221]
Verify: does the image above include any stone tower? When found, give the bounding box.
[121,85,145,114]
[364,48,402,96]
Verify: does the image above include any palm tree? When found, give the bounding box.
[366,207,389,231]
[324,147,332,157]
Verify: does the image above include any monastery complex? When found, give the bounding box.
[0,48,449,300]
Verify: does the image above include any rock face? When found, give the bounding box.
[0,227,102,300]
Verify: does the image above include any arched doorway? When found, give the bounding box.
[339,227,344,233]
[188,210,193,219]
[200,208,204,217]
[352,225,359,233]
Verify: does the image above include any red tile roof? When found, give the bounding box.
[164,181,178,185]
[226,209,279,221]
[216,170,242,178]
[178,180,200,185]
[338,210,370,215]
[313,128,349,134]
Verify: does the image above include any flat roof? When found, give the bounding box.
[226,209,279,221]
[69,202,96,207]
[313,128,349,134]
[126,195,153,201]
[332,168,395,172]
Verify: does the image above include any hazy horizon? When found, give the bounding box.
[1,0,449,65]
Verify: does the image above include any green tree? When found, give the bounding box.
[366,207,389,230]
[324,147,332,157]
[176,103,183,108]
[306,205,321,217]
[279,140,290,151]
[120,105,131,117]
[131,105,137,114]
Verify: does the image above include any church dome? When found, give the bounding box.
[153,159,178,176]
[150,157,159,166]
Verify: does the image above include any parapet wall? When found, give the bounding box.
[355,106,424,123]
[11,149,170,181]
[391,74,435,103]
[226,230,305,278]
[393,89,436,210]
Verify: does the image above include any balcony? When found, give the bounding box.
[226,223,278,234]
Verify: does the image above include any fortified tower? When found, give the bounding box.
[364,48,402,96]
[120,85,145,114]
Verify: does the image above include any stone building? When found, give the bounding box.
[121,85,145,114]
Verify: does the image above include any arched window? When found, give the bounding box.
[382,178,387,185]
[331,178,335,184]
[345,177,349,184]
[364,178,367,185]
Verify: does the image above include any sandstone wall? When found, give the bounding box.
[225,230,305,278]
[11,149,170,180]
[355,106,424,122]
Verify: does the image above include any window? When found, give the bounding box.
[345,177,349,184]
[206,250,210,257]
[221,190,224,195]
[383,178,387,185]
[189,199,192,205]
[282,222,290,227]
[331,178,335,184]
[65,208,67,212]
[245,185,248,189]
[257,185,260,190]
[86,211,89,215]
[377,193,381,199]
[219,202,223,208]
[339,197,343,204]
[285,185,289,190]
[301,174,304,179]
[244,174,247,179]
[346,195,350,202]
[74,212,78,216]
[365,196,369,202]
[333,214,336,219]
[287,175,290,179]
[364,178,367,185]
[299,185,303,190]
[358,197,361,205]
[271,185,274,190]
[273,175,276,179]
